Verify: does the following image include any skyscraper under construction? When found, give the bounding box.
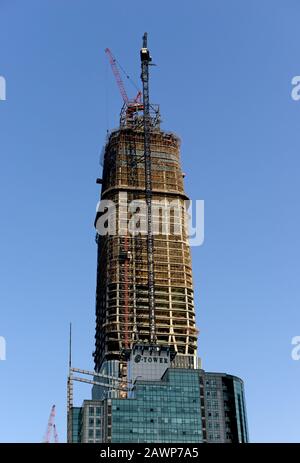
[94,48,198,381]
[67,34,249,443]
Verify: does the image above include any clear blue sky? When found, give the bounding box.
[0,0,300,443]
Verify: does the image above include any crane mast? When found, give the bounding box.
[140,33,157,344]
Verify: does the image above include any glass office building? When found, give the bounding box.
[69,368,248,443]
[107,369,202,443]
[69,407,82,443]
[201,372,249,443]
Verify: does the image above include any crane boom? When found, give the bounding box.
[53,424,59,444]
[44,404,56,443]
[105,48,142,106]
[44,404,59,443]
[105,48,129,103]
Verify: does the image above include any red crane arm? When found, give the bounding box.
[105,48,129,104]
[44,405,56,443]
[53,424,59,444]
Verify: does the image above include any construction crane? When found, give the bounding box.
[44,404,59,443]
[105,48,142,108]
[105,48,142,352]
[140,32,157,344]
[53,424,59,444]
[104,37,157,346]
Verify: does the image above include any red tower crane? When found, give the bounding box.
[44,404,59,443]
[104,47,143,352]
[105,48,142,106]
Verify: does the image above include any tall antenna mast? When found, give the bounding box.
[140,32,156,344]
[69,322,72,369]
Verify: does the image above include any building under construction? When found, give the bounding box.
[93,38,199,384]
[67,34,249,443]
[94,104,198,373]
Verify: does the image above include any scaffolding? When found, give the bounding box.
[94,126,198,369]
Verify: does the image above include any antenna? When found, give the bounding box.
[69,322,72,369]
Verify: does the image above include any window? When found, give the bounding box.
[89,407,94,416]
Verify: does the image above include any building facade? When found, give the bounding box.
[201,372,249,443]
[70,369,248,443]
[94,124,198,379]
